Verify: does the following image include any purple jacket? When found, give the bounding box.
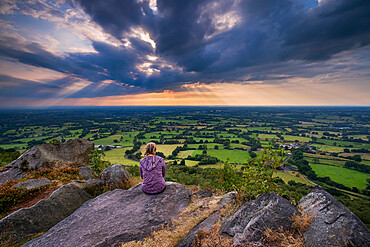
[139,155,166,194]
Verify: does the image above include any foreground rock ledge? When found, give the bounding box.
[221,193,297,246]
[299,186,370,247]
[0,183,91,244]
[22,182,192,247]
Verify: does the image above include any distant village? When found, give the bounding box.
[279,143,316,152]
[95,145,122,151]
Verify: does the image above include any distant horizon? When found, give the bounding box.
[1,105,369,110]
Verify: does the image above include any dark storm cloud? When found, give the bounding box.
[71,0,145,37]
[74,0,370,72]
[0,0,369,99]
[0,74,60,97]
[0,35,189,97]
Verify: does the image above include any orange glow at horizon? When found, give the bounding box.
[2,81,369,106]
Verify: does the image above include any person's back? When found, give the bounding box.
[139,142,166,194]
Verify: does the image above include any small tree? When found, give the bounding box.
[352,155,362,162]
[218,161,241,192]
[239,146,285,201]
[90,148,109,175]
[218,146,285,202]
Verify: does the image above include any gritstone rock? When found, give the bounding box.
[99,163,130,188]
[299,186,370,247]
[12,178,51,190]
[22,182,192,247]
[0,183,91,244]
[221,193,297,246]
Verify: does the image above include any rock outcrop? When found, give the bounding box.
[0,183,91,244]
[0,139,94,184]
[221,193,298,246]
[299,186,370,247]
[12,178,51,190]
[22,182,192,247]
[71,164,131,195]
[99,163,130,187]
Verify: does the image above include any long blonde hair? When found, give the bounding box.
[145,142,156,164]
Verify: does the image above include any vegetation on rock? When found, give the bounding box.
[0,168,81,218]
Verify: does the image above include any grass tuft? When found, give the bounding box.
[120,194,229,247]
[262,208,315,247]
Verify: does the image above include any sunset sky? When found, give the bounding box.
[0,0,369,106]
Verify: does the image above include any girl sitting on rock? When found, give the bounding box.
[139,142,166,194]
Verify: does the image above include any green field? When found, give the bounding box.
[139,144,179,156]
[0,143,28,149]
[207,149,251,164]
[183,160,198,166]
[339,153,370,161]
[282,135,311,142]
[313,144,345,153]
[310,163,370,190]
[258,134,279,140]
[177,150,194,158]
[177,149,203,158]
[186,143,220,149]
[199,163,243,170]
[273,170,313,186]
[94,135,125,146]
[304,156,345,167]
[103,148,139,166]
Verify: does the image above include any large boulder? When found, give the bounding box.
[299,186,370,247]
[221,193,298,246]
[12,178,51,190]
[0,183,91,244]
[0,139,94,184]
[22,182,192,247]
[99,163,130,188]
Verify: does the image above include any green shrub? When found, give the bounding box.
[90,148,110,175]
[0,148,21,167]
[218,161,241,192]
[126,165,140,177]
[218,146,286,202]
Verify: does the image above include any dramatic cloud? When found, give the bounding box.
[0,0,369,105]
